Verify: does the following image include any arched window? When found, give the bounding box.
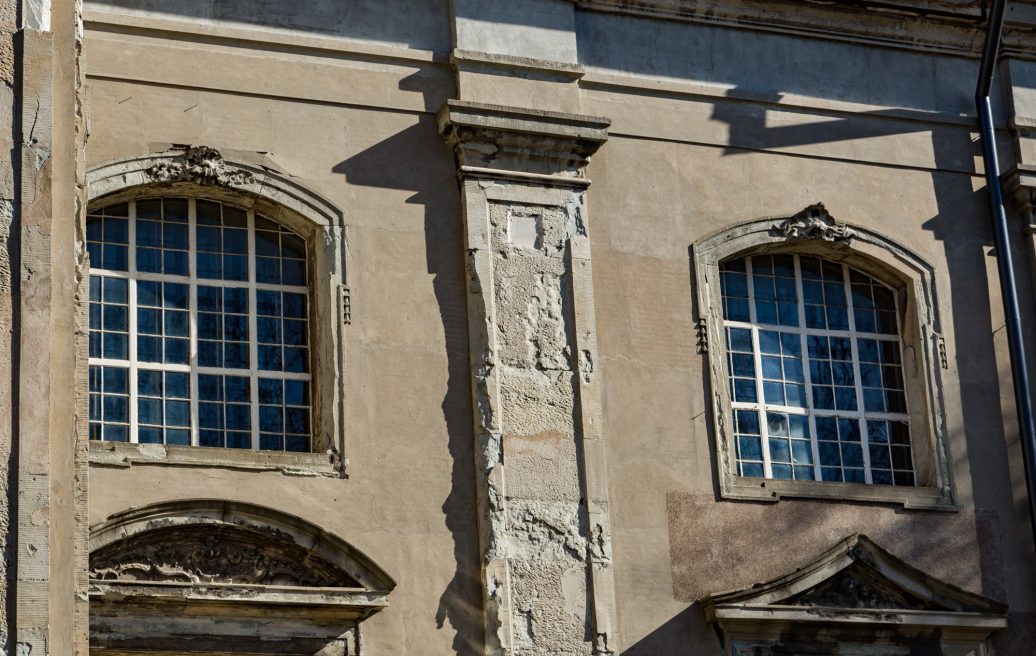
[693,204,954,509]
[87,197,312,452]
[719,253,913,486]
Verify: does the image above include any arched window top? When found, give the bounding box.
[693,204,954,509]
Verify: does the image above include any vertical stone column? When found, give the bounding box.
[5,0,89,653]
[438,101,617,655]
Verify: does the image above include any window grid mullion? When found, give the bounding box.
[128,200,139,444]
[791,255,823,482]
[745,257,772,478]
[842,263,873,483]
[188,198,200,447]
[247,211,261,451]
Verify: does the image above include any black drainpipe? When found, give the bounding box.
[975,0,1036,548]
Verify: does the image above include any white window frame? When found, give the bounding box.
[88,198,312,451]
[693,205,956,509]
[84,149,348,477]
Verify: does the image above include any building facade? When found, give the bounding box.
[4,0,1036,654]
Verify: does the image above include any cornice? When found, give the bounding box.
[437,100,610,180]
[571,0,1036,59]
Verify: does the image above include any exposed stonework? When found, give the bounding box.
[144,145,257,187]
[440,101,616,655]
[770,203,856,243]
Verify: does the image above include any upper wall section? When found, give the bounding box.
[86,0,452,52]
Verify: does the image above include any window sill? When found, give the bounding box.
[723,475,956,510]
[88,441,344,478]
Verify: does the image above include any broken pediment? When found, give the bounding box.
[701,534,1006,651]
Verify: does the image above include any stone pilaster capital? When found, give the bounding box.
[436,100,610,181]
[1003,164,1036,223]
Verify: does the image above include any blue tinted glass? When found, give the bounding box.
[777,303,798,326]
[87,217,103,241]
[104,277,128,303]
[819,441,840,467]
[103,244,128,271]
[137,247,161,273]
[736,409,759,434]
[89,333,101,357]
[791,440,813,464]
[225,376,250,402]
[87,242,102,268]
[164,283,188,309]
[199,374,222,401]
[769,439,790,463]
[224,288,247,314]
[256,231,279,256]
[163,222,188,249]
[257,257,280,284]
[166,372,189,398]
[763,381,784,405]
[259,378,282,404]
[224,343,249,369]
[257,290,280,316]
[103,367,128,394]
[282,233,305,259]
[105,424,129,442]
[199,402,223,429]
[138,398,163,425]
[724,298,750,322]
[834,387,858,411]
[732,379,756,403]
[260,406,283,432]
[260,433,281,450]
[164,310,189,337]
[89,366,102,392]
[137,281,160,307]
[165,338,189,364]
[285,435,308,452]
[224,228,248,254]
[137,220,162,247]
[258,317,280,344]
[103,395,128,422]
[779,332,801,357]
[103,333,128,359]
[727,328,752,352]
[138,370,162,396]
[198,313,221,340]
[136,199,161,219]
[841,443,863,468]
[166,429,190,445]
[226,432,251,449]
[90,275,102,301]
[285,407,308,434]
[284,380,307,406]
[854,309,876,332]
[199,430,223,447]
[197,253,222,280]
[868,421,890,443]
[226,404,250,430]
[281,348,304,373]
[197,226,222,252]
[92,304,108,329]
[197,200,221,225]
[198,341,221,367]
[730,353,754,377]
[784,383,806,408]
[813,386,834,410]
[863,389,885,412]
[282,259,306,286]
[224,255,248,281]
[789,415,808,438]
[869,445,891,469]
[137,308,161,334]
[138,427,163,444]
[283,320,306,346]
[258,345,282,371]
[761,356,782,380]
[826,306,849,330]
[755,300,777,326]
[872,469,893,485]
[784,358,804,382]
[138,336,161,362]
[167,199,189,221]
[758,331,780,355]
[738,436,761,461]
[165,400,190,427]
[198,286,221,312]
[741,463,764,478]
[163,250,189,276]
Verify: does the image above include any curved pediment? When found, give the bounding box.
[90,523,361,588]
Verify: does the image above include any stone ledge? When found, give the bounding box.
[437,100,610,179]
[723,475,957,511]
[88,440,344,477]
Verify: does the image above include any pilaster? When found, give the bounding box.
[438,100,617,655]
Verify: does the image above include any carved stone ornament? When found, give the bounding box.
[145,145,256,187]
[771,203,856,243]
[89,524,360,587]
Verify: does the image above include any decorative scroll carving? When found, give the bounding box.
[145,146,255,187]
[89,525,359,587]
[787,565,933,611]
[771,203,856,243]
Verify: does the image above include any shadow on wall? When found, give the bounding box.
[621,605,713,655]
[88,0,451,52]
[332,114,487,655]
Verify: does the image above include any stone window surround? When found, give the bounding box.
[693,205,956,509]
[85,147,348,477]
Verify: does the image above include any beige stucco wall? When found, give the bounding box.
[78,1,1036,654]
